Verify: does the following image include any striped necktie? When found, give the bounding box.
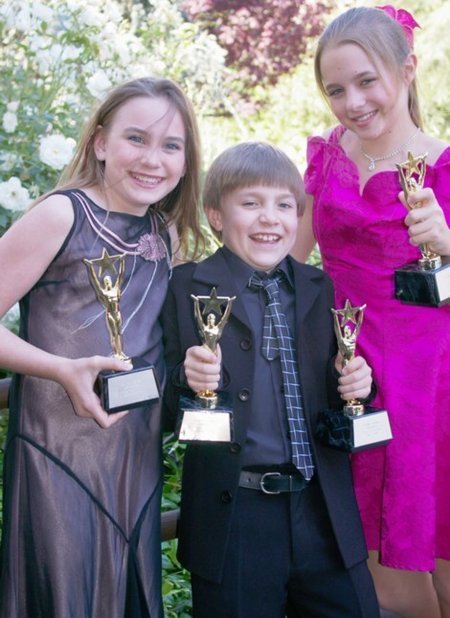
[249,272,314,480]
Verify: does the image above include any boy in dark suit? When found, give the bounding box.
[162,142,379,617]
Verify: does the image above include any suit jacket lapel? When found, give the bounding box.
[289,256,323,337]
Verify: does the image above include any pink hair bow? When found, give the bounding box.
[377,5,421,48]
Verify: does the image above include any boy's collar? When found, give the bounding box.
[220,245,294,290]
[259,259,294,290]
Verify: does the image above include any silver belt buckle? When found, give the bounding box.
[260,471,281,494]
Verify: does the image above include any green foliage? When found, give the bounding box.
[182,0,331,105]
[0,0,228,234]
[161,539,192,617]
[411,1,450,141]
[136,0,227,113]
[162,433,192,614]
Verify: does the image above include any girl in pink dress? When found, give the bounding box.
[293,6,450,617]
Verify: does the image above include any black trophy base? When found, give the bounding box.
[316,406,392,453]
[97,357,160,414]
[395,257,450,306]
[177,392,233,443]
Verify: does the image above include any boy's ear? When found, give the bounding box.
[206,207,223,232]
[93,125,106,161]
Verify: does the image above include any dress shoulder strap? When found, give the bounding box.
[328,125,346,145]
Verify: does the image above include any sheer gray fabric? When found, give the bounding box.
[0,190,168,617]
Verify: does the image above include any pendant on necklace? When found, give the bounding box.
[361,126,421,172]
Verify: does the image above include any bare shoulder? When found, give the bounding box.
[0,193,75,312]
[32,192,75,227]
[418,133,448,165]
[321,126,335,140]
[4,193,74,246]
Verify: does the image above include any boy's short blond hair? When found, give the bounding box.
[203,142,305,233]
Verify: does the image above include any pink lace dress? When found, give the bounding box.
[305,126,450,571]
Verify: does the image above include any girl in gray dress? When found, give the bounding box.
[0,76,202,617]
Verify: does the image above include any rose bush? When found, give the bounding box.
[0,0,227,234]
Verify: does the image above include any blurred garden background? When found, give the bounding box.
[0,0,448,615]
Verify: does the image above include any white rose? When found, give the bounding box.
[77,6,98,28]
[61,45,81,62]
[0,152,19,172]
[108,4,123,23]
[86,70,112,99]
[48,43,63,62]
[0,177,30,211]
[39,134,76,170]
[31,1,53,25]
[7,101,20,113]
[13,8,32,32]
[29,35,51,53]
[2,111,18,133]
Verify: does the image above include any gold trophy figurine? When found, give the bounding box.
[177,287,236,443]
[83,248,159,414]
[316,299,392,453]
[83,249,128,361]
[396,152,441,270]
[332,300,366,417]
[394,152,450,306]
[191,288,236,405]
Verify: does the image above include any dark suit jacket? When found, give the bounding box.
[162,249,368,583]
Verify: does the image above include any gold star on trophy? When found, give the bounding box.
[396,151,427,200]
[85,248,125,278]
[196,287,230,316]
[331,300,366,366]
[333,299,366,327]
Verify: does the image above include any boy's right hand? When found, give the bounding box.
[184,345,221,394]
[56,356,132,428]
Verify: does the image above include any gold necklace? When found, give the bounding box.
[361,127,421,171]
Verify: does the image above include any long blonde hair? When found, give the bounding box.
[49,77,203,257]
[314,7,422,129]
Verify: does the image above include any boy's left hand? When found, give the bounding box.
[336,354,372,401]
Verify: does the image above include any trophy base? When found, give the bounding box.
[395,257,450,306]
[316,406,392,453]
[177,392,233,443]
[97,357,160,414]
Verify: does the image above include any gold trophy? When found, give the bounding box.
[84,248,159,414]
[316,300,392,452]
[395,152,450,306]
[177,287,236,443]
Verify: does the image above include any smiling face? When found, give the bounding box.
[207,185,299,272]
[320,43,414,143]
[94,95,186,215]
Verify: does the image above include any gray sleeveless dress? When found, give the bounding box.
[0,190,169,617]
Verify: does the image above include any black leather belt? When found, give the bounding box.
[238,470,311,495]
